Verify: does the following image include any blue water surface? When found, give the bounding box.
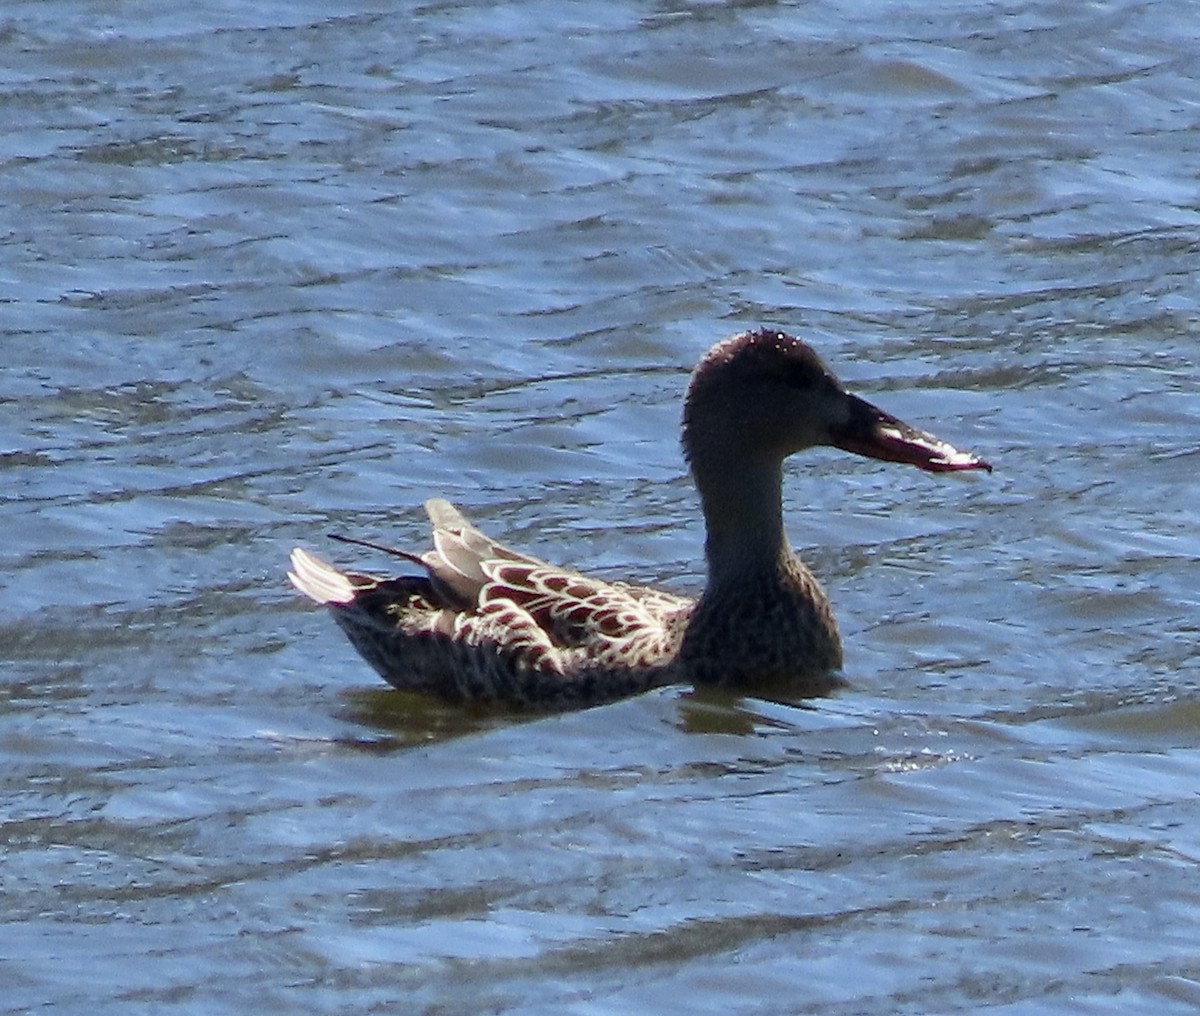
[3,1,1200,1013]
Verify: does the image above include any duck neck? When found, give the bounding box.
[691,448,791,589]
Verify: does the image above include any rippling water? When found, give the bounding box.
[5,1,1200,1012]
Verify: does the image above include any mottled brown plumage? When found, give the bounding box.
[289,329,990,710]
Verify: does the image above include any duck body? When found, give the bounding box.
[290,499,693,710]
[289,329,990,710]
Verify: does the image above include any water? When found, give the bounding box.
[4,0,1200,1012]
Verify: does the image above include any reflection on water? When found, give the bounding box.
[4,0,1200,1012]
[334,687,533,749]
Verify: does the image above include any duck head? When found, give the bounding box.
[682,329,992,475]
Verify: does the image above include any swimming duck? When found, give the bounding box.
[288,329,990,710]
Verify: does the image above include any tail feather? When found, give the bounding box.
[288,548,360,605]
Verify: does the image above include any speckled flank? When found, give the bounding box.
[288,329,988,710]
[294,543,687,709]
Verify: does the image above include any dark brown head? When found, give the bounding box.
[682,328,991,474]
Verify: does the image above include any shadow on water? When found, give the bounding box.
[334,671,851,747]
[678,674,850,734]
[332,687,532,750]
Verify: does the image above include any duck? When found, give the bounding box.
[288,328,990,710]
